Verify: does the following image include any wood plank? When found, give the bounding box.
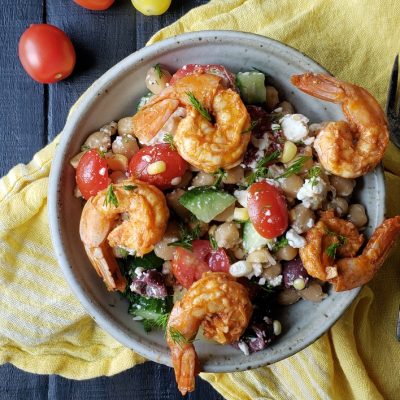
[0,0,45,177]
[46,0,137,141]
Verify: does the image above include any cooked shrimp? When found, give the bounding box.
[131,74,251,173]
[132,74,222,144]
[299,213,364,282]
[333,216,400,291]
[299,215,400,291]
[79,179,169,291]
[166,272,252,395]
[291,73,389,178]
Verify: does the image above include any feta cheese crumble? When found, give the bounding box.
[280,114,309,142]
[297,176,328,209]
[234,189,248,208]
[238,341,250,356]
[285,229,306,248]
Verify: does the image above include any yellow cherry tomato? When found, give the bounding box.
[131,0,171,16]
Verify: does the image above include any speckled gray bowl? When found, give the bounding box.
[48,31,385,372]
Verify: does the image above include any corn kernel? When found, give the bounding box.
[280,141,297,163]
[293,277,306,291]
[233,207,249,222]
[147,160,166,175]
[273,320,282,336]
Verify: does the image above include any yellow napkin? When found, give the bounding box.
[1,0,400,398]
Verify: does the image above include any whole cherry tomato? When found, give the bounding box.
[247,181,289,239]
[18,24,76,84]
[128,144,187,190]
[131,0,171,16]
[169,64,236,88]
[76,149,109,200]
[73,0,115,10]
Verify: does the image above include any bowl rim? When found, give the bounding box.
[48,30,384,372]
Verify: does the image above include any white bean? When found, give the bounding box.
[222,165,244,184]
[347,204,368,227]
[191,171,215,187]
[275,245,298,261]
[83,131,111,151]
[329,175,356,197]
[117,117,135,137]
[280,174,304,199]
[145,65,172,95]
[214,222,240,249]
[112,135,139,159]
[327,197,348,217]
[289,204,315,233]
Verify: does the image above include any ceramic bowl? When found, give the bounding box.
[48,31,385,372]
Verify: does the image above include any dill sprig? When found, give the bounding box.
[168,223,201,251]
[163,133,176,150]
[209,234,218,250]
[186,91,212,122]
[241,119,259,134]
[143,313,170,332]
[273,236,289,252]
[275,156,311,179]
[307,166,322,188]
[104,184,119,208]
[246,150,281,186]
[325,230,347,259]
[168,327,195,347]
[123,185,137,191]
[153,63,164,79]
[213,167,226,187]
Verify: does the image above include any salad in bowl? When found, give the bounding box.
[69,61,399,395]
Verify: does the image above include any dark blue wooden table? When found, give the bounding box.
[0,1,224,398]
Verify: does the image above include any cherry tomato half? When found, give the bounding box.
[247,182,289,239]
[18,24,76,84]
[169,64,236,88]
[172,247,210,289]
[73,0,115,10]
[171,240,230,288]
[76,149,109,200]
[128,144,187,190]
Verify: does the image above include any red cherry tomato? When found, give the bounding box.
[73,0,114,10]
[128,144,187,190]
[170,64,236,88]
[171,240,230,288]
[76,149,109,200]
[18,24,76,84]
[172,247,210,289]
[247,182,289,239]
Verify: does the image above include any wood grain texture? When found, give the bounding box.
[0,0,46,176]
[0,0,223,398]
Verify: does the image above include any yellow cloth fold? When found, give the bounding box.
[1,0,400,399]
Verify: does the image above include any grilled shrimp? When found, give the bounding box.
[291,73,389,178]
[131,74,251,173]
[299,215,400,291]
[79,179,169,291]
[166,272,252,395]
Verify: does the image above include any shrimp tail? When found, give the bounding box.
[291,73,346,103]
[333,216,400,291]
[171,344,200,395]
[84,243,127,292]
